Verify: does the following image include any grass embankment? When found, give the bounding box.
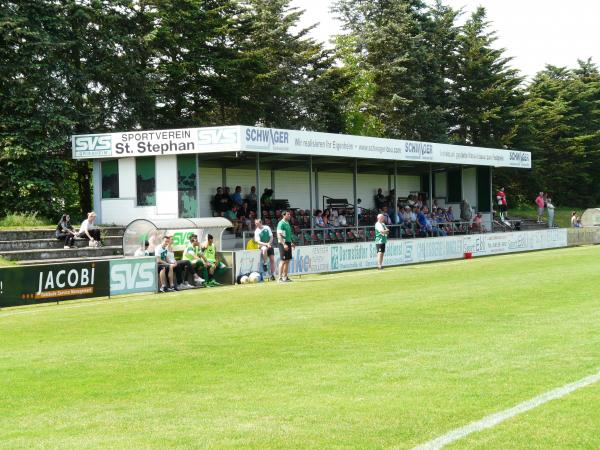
[509,205,581,228]
[0,212,52,229]
[1,246,600,448]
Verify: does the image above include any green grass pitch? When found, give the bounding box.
[1,245,600,448]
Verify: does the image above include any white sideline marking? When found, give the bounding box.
[413,369,600,450]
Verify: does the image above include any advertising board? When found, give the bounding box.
[0,261,109,308]
[234,230,568,278]
[109,257,157,296]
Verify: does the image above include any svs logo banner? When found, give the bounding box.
[110,257,156,296]
[0,261,110,308]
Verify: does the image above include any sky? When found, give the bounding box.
[291,0,600,79]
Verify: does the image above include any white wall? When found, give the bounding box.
[226,168,271,200]
[101,199,156,225]
[274,170,313,209]
[358,174,388,210]
[156,155,178,216]
[396,175,421,197]
[198,166,222,217]
[118,157,136,198]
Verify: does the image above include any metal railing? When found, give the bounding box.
[241,220,478,248]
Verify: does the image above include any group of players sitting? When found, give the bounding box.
[137,234,227,292]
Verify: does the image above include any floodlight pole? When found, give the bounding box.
[353,159,358,227]
[256,153,261,220]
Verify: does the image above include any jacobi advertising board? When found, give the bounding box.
[0,261,109,308]
[234,229,568,276]
[72,125,531,169]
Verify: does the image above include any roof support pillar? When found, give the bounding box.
[353,159,358,227]
[308,156,314,228]
[256,153,261,220]
[429,163,433,211]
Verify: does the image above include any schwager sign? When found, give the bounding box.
[0,261,109,308]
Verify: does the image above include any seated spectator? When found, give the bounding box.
[167,236,193,289]
[407,194,416,207]
[571,211,578,228]
[472,212,486,233]
[356,198,364,221]
[415,194,424,209]
[232,186,244,207]
[323,209,334,228]
[134,240,151,256]
[576,216,583,228]
[261,188,273,209]
[337,210,348,227]
[183,234,207,286]
[314,210,326,228]
[78,211,102,246]
[213,187,229,215]
[400,206,414,237]
[56,214,77,249]
[201,234,227,286]
[237,201,253,232]
[224,205,242,236]
[375,188,386,209]
[381,206,392,226]
[246,186,258,211]
[155,236,176,292]
[445,206,456,222]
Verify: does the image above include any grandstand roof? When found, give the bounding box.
[72,125,531,169]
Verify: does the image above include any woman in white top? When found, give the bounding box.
[78,211,102,245]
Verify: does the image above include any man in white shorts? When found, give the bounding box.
[254,219,276,281]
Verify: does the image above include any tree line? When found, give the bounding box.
[1,0,598,219]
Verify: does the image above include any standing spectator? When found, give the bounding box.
[356,199,364,222]
[375,188,386,209]
[56,214,77,249]
[571,211,578,228]
[232,186,244,207]
[246,186,258,211]
[496,187,508,221]
[460,199,473,223]
[375,213,389,270]
[276,210,294,282]
[78,211,102,246]
[254,219,276,281]
[535,192,545,223]
[546,197,555,228]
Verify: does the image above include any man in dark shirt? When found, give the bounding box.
[375,188,386,210]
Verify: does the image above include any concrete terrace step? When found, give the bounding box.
[1,245,123,262]
[0,227,125,241]
[16,254,125,266]
[0,236,122,252]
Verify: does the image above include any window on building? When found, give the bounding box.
[101,159,119,199]
[136,157,156,206]
[177,154,197,218]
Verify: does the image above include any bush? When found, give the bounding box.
[0,212,51,228]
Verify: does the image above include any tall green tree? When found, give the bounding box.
[449,7,523,148]
[518,61,600,206]
[333,0,456,141]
